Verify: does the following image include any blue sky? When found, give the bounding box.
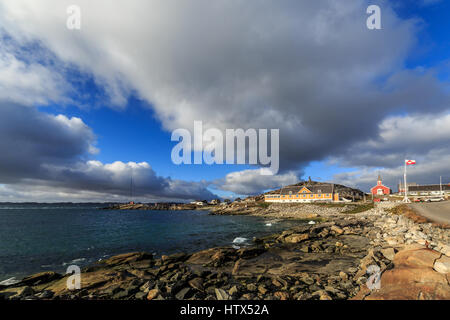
[0,0,449,202]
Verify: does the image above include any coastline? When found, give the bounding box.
[1,203,449,300]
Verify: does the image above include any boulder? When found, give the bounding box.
[394,248,441,269]
[380,248,396,261]
[284,233,309,244]
[433,255,450,274]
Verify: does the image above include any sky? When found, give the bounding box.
[0,0,449,202]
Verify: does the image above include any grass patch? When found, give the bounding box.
[257,202,271,209]
[342,202,374,214]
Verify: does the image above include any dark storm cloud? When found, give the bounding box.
[0,101,216,201]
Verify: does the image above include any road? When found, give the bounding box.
[408,201,450,225]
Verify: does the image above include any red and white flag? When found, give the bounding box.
[405,160,416,165]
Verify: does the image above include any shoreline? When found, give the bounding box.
[1,203,449,300]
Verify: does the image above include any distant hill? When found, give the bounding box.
[244,180,366,202]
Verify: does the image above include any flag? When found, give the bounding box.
[405,160,416,165]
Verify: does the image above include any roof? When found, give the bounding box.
[408,185,450,192]
[280,184,333,195]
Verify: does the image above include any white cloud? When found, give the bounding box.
[214,168,299,195]
[332,113,450,191]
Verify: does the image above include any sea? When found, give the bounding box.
[0,203,305,285]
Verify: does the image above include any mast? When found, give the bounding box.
[130,168,133,203]
[402,160,410,203]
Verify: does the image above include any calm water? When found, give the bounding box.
[0,203,304,283]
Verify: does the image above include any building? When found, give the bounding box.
[398,182,418,194]
[407,184,450,197]
[264,184,340,203]
[209,199,221,205]
[370,174,391,196]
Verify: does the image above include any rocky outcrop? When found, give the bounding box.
[1,202,448,300]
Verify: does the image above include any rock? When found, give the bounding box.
[188,278,204,292]
[101,252,153,267]
[175,287,192,300]
[161,252,189,265]
[237,247,266,259]
[433,255,450,274]
[35,290,54,299]
[394,247,441,269]
[139,281,153,293]
[147,288,160,300]
[229,286,238,296]
[331,226,344,235]
[232,259,242,275]
[380,248,396,261]
[112,290,129,299]
[274,291,289,300]
[312,290,332,300]
[284,233,309,243]
[300,246,310,253]
[16,286,34,297]
[214,288,230,300]
[246,283,257,292]
[135,292,146,300]
[339,271,348,281]
[20,272,62,286]
[258,285,268,295]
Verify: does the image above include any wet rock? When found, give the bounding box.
[100,252,153,267]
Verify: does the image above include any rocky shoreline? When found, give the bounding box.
[0,203,448,300]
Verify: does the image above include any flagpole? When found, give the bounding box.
[403,160,410,203]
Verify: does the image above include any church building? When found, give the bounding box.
[370,174,391,196]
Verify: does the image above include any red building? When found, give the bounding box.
[370,174,391,196]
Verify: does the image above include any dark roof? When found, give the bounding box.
[280,184,333,195]
[408,185,450,192]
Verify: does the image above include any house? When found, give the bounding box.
[370,175,391,196]
[191,200,208,206]
[210,199,221,205]
[264,184,340,203]
[407,184,450,197]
